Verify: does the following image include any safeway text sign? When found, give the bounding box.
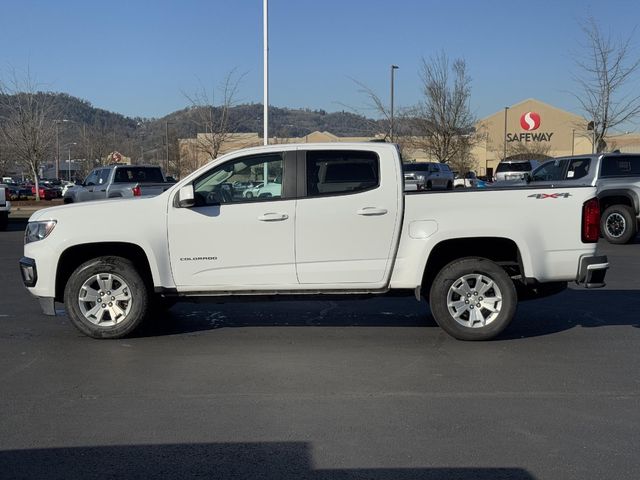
[507,111,554,142]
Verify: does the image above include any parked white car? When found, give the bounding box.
[21,143,607,341]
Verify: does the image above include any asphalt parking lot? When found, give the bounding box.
[1,220,639,480]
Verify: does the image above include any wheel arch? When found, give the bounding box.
[420,237,523,296]
[598,189,639,215]
[55,242,155,302]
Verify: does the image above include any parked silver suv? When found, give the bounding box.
[403,162,454,191]
[494,159,541,182]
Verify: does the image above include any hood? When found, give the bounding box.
[28,196,161,222]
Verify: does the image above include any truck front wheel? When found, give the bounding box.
[429,257,517,341]
[64,256,149,339]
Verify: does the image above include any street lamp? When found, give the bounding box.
[54,119,71,179]
[503,106,509,160]
[390,65,399,142]
[165,121,175,174]
[65,142,77,182]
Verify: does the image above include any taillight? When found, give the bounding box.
[582,197,600,243]
[132,185,141,197]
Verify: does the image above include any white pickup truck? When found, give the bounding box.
[20,143,608,340]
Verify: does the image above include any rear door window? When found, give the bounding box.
[600,156,640,177]
[306,150,379,197]
[565,158,591,180]
[97,169,111,185]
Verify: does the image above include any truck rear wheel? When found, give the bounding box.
[601,204,637,244]
[429,257,517,341]
[64,256,149,339]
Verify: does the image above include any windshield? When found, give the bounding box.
[496,162,532,173]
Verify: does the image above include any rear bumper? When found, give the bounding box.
[575,255,608,288]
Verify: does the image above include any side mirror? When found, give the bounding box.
[177,184,195,208]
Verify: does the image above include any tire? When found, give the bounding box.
[446,181,453,190]
[455,185,464,189]
[426,181,433,191]
[428,257,517,341]
[64,256,150,339]
[0,212,7,231]
[245,192,254,199]
[601,204,637,244]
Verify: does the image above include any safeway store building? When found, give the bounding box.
[471,98,640,178]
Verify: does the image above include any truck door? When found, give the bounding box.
[167,151,298,289]
[294,148,402,286]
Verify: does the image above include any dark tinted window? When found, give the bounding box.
[114,167,164,183]
[403,163,430,172]
[307,150,379,196]
[496,161,532,172]
[600,155,640,177]
[531,159,566,182]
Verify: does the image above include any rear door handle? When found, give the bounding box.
[357,207,388,216]
[258,212,289,222]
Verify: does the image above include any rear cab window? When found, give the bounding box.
[496,162,532,172]
[600,155,640,177]
[114,167,164,183]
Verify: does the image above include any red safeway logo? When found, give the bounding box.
[520,112,541,131]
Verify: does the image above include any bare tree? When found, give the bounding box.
[573,17,640,153]
[343,78,413,157]
[0,71,58,200]
[412,52,478,165]
[183,69,246,164]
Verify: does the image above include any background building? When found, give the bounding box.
[178,98,640,178]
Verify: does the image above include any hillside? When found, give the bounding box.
[1,92,383,168]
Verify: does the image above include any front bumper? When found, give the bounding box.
[576,255,608,288]
[20,257,56,316]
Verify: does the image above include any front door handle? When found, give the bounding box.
[357,207,388,216]
[258,212,289,222]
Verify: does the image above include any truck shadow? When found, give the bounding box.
[0,441,536,480]
[140,289,640,340]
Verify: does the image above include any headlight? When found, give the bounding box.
[25,220,57,244]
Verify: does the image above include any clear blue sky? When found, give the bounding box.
[1,0,639,124]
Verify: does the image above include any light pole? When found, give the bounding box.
[54,119,70,178]
[263,0,269,146]
[165,121,174,174]
[390,65,399,142]
[571,129,576,155]
[65,142,77,182]
[503,106,509,160]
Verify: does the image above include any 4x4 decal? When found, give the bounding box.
[528,193,572,199]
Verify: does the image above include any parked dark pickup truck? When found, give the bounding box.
[63,165,175,203]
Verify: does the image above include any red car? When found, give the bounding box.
[31,185,56,200]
